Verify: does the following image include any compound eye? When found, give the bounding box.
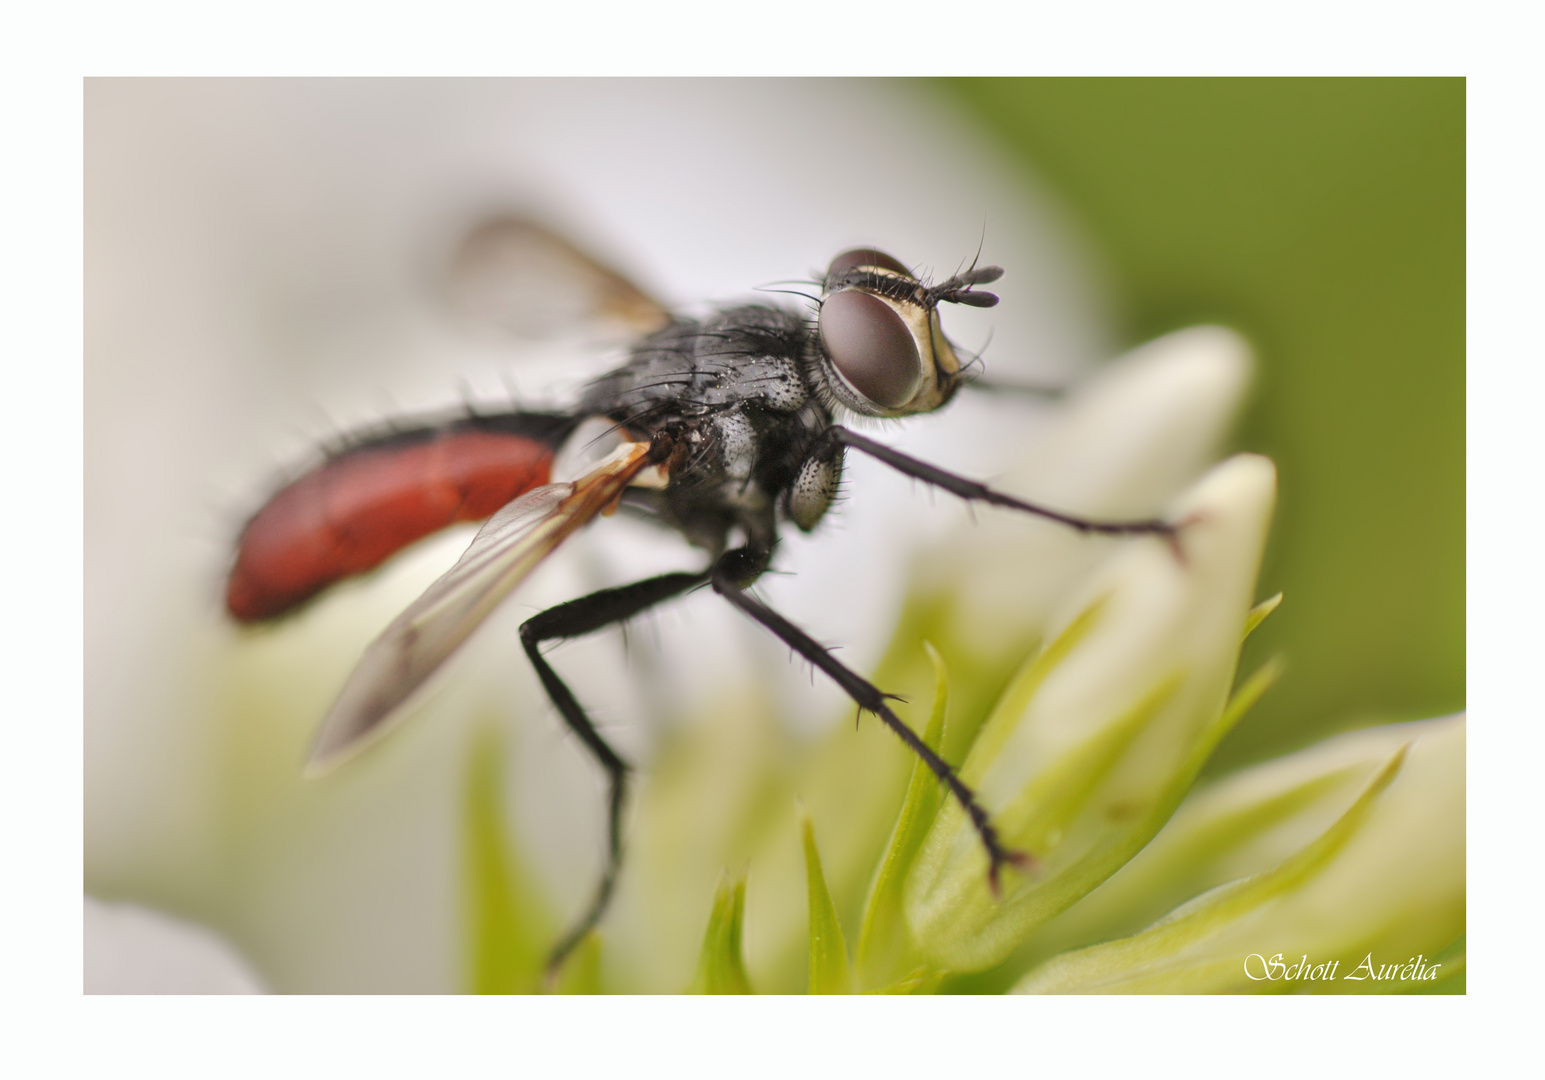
[818,290,923,410]
[827,248,912,281]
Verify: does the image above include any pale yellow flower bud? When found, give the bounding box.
[905,453,1277,971]
[1012,715,1464,993]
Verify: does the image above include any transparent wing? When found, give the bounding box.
[444,215,672,340]
[307,438,657,771]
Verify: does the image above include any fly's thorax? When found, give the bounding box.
[584,306,813,420]
[693,308,812,413]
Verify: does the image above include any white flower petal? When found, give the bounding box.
[84,897,265,994]
[926,326,1253,661]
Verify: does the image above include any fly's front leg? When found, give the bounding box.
[825,426,1185,553]
[709,548,1029,892]
[519,569,708,980]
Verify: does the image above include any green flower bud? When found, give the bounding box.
[1012,715,1464,993]
[905,453,1277,971]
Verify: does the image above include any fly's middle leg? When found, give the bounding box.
[708,547,1029,893]
[519,569,708,981]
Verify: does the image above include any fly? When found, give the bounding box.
[226,219,1180,978]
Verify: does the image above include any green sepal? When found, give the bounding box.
[1242,592,1283,639]
[959,600,1105,789]
[908,643,1274,972]
[933,657,1289,993]
[1013,743,1411,993]
[1217,656,1284,733]
[800,807,853,994]
[865,969,944,994]
[689,870,753,994]
[854,642,951,990]
[463,730,552,994]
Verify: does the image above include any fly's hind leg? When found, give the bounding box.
[519,569,708,981]
[710,547,1029,892]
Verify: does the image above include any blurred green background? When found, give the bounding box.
[942,78,1464,770]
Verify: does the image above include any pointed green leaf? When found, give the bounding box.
[1013,744,1411,993]
[800,808,852,994]
[995,673,1182,854]
[689,871,752,994]
[866,969,942,994]
[908,645,1268,973]
[932,661,1292,994]
[1242,592,1283,639]
[1217,656,1284,734]
[960,600,1106,786]
[855,642,951,989]
[463,730,551,994]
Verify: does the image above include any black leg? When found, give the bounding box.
[519,570,708,979]
[826,425,1182,548]
[709,549,1029,892]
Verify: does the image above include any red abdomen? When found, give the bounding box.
[227,423,566,622]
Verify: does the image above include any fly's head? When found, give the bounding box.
[811,248,1002,418]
